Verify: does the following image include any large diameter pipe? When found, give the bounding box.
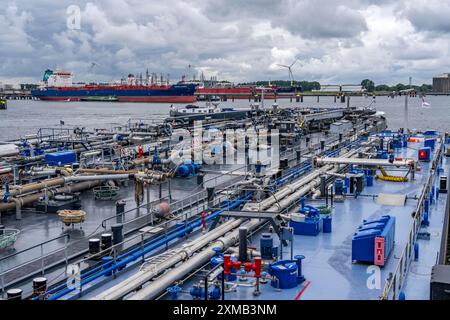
[77,169,140,175]
[45,194,252,300]
[95,218,244,300]
[63,174,134,182]
[104,155,335,300]
[315,157,413,167]
[127,219,261,300]
[1,178,65,198]
[28,168,70,177]
[1,173,133,199]
[32,194,250,300]
[0,180,101,212]
[132,157,171,166]
[245,147,360,212]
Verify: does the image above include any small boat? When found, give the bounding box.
[0,228,20,249]
[169,103,224,116]
[58,209,86,227]
[0,98,7,110]
[167,102,255,124]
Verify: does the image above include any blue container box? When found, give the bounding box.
[290,217,321,236]
[424,130,438,137]
[352,215,395,264]
[44,151,76,166]
[269,260,298,289]
[424,139,435,150]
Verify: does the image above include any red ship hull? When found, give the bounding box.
[39,96,197,103]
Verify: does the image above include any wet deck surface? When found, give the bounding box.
[0,166,245,292]
[3,131,441,300]
[155,140,449,300]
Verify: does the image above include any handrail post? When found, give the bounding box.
[141,234,145,263]
[41,244,45,275]
[1,273,4,299]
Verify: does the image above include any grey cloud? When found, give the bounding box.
[0,0,448,86]
[401,2,450,34]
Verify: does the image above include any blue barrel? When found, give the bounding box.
[323,216,332,233]
[269,260,298,289]
[366,175,374,187]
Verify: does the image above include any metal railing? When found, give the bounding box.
[379,138,443,300]
[0,234,70,296]
[0,166,244,292]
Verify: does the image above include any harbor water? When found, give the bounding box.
[1,95,450,141]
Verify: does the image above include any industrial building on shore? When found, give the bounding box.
[432,73,450,93]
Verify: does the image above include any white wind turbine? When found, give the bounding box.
[277,59,298,86]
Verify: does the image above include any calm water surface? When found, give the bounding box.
[1,95,450,141]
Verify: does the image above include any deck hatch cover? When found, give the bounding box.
[376,193,406,206]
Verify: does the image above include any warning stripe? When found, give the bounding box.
[294,281,311,300]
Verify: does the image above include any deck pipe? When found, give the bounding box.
[1,177,66,198]
[42,137,372,299]
[77,169,140,175]
[238,227,248,262]
[0,180,102,212]
[315,156,413,168]
[46,151,309,297]
[94,146,373,299]
[27,168,71,177]
[98,217,247,300]
[42,194,252,300]
[126,219,262,300]
[244,147,363,212]
[124,152,350,301]
[18,138,120,162]
[32,193,251,300]
[0,173,165,212]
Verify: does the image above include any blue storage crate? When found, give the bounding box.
[424,130,438,137]
[290,217,321,236]
[45,151,76,166]
[424,138,435,150]
[352,215,395,265]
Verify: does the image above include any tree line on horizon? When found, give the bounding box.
[239,79,432,92]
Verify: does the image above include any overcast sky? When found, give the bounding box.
[1,0,449,85]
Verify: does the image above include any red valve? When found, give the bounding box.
[223,254,241,275]
[201,212,208,233]
[242,257,262,278]
[138,146,143,158]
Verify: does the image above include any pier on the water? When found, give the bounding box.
[0,90,37,100]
